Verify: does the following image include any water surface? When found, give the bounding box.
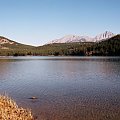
[0,56,120,120]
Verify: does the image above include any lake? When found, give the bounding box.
[0,56,120,120]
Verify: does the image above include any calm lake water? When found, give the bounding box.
[0,56,120,120]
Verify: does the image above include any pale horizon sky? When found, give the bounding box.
[0,0,120,46]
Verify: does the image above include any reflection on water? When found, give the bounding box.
[0,56,120,120]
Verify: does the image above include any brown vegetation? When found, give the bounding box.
[0,95,33,120]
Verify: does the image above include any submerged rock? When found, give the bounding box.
[29,97,38,100]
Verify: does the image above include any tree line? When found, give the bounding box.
[0,35,120,56]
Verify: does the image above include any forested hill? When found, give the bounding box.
[0,35,120,56]
[0,36,35,56]
[91,35,120,56]
[0,36,34,49]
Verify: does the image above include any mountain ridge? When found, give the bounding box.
[0,34,120,56]
[0,31,117,46]
[0,36,34,51]
[48,31,115,44]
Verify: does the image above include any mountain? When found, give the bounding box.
[93,31,115,42]
[0,36,34,49]
[47,31,115,44]
[48,35,93,44]
[0,36,35,56]
[37,34,120,56]
[0,34,120,56]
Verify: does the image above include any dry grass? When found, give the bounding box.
[0,95,33,120]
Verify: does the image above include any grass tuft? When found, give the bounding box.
[0,95,33,120]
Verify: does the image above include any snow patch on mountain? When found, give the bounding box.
[0,37,14,44]
[94,31,115,42]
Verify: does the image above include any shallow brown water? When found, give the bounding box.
[0,56,120,120]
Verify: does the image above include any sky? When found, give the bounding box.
[0,0,120,46]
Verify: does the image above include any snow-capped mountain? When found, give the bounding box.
[94,31,115,42]
[48,35,93,44]
[48,31,115,44]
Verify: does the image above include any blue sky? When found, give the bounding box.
[0,0,120,45]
